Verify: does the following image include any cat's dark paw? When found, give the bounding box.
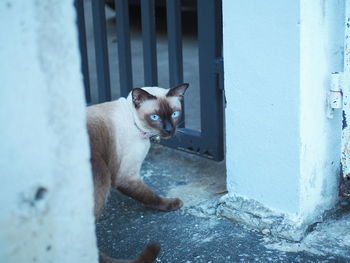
[162,197,183,212]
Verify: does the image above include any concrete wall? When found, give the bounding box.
[0,1,98,262]
[224,0,344,222]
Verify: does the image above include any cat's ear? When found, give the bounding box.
[166,83,189,100]
[132,88,156,108]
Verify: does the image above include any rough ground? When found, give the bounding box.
[96,147,350,263]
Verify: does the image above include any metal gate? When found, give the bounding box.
[75,0,224,161]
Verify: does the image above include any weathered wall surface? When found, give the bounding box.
[223,0,344,231]
[299,0,344,222]
[0,1,98,262]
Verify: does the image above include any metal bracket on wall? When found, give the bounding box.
[327,72,343,119]
[214,57,224,90]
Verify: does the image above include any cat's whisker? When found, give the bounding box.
[176,120,185,127]
[176,129,186,134]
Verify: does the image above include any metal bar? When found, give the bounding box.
[166,0,185,128]
[141,0,158,86]
[197,0,224,161]
[166,0,183,87]
[75,0,91,103]
[115,0,133,97]
[91,0,112,103]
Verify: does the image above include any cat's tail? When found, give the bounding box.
[133,242,160,263]
[99,242,160,263]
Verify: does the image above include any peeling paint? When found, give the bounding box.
[340,0,350,198]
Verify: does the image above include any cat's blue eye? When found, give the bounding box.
[172,111,180,118]
[150,114,160,121]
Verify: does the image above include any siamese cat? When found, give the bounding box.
[87,83,189,263]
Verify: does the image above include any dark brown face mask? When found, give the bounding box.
[132,83,189,141]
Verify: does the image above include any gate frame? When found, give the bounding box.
[75,0,225,161]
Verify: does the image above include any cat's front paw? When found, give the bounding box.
[160,197,183,212]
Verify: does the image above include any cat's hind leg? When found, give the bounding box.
[92,156,112,219]
[93,159,160,262]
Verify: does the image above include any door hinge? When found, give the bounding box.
[214,57,226,107]
[327,72,344,119]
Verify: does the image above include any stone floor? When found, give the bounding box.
[96,147,350,263]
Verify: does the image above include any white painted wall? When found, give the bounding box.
[0,1,98,262]
[224,0,344,222]
[224,0,301,214]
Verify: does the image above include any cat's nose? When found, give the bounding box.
[165,127,173,133]
[164,121,174,134]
